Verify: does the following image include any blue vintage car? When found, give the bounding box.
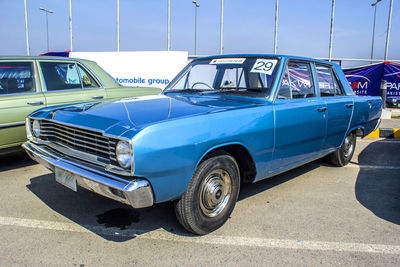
[23,55,382,234]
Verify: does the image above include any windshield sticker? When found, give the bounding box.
[210,58,246,64]
[250,59,278,75]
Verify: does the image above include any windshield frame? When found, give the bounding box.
[163,55,281,98]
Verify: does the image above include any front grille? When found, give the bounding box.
[39,120,117,163]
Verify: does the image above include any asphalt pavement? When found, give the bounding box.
[0,138,399,266]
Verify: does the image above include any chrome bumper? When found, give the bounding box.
[22,141,154,209]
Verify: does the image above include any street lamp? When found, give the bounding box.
[39,7,54,52]
[370,0,381,64]
[192,0,200,56]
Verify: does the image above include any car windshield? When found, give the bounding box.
[164,57,280,97]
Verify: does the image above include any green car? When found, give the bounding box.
[0,56,161,154]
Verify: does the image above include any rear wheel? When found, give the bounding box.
[330,133,356,167]
[174,152,240,235]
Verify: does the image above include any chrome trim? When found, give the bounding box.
[28,116,132,140]
[0,91,44,97]
[0,122,25,129]
[29,118,133,176]
[22,141,154,209]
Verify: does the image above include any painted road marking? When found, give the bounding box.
[0,216,399,255]
[347,164,400,170]
[358,138,400,144]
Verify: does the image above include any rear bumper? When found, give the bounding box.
[22,141,154,209]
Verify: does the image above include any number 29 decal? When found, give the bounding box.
[250,59,278,75]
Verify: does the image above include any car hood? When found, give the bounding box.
[37,94,267,137]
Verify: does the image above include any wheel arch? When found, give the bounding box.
[196,142,257,183]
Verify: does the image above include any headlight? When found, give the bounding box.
[32,120,41,137]
[116,141,132,169]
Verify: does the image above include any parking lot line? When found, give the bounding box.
[347,163,400,170]
[1,216,399,255]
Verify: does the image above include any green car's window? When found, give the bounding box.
[0,62,35,95]
[40,62,82,91]
[77,65,100,88]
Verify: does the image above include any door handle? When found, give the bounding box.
[345,103,354,108]
[27,101,44,106]
[317,107,327,112]
[91,95,104,99]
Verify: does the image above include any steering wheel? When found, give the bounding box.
[191,82,213,90]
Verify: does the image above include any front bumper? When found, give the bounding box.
[22,141,154,209]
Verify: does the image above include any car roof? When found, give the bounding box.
[0,55,95,64]
[195,54,337,67]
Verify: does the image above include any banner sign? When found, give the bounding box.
[384,62,400,98]
[69,51,188,89]
[343,63,384,96]
[344,62,400,98]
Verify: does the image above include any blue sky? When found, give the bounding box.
[0,0,399,66]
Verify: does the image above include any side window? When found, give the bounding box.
[77,65,100,88]
[40,62,82,91]
[0,62,35,94]
[278,62,315,99]
[315,65,343,96]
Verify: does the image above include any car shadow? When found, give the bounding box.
[354,139,400,225]
[0,150,37,172]
[239,163,321,201]
[26,160,323,242]
[26,173,189,242]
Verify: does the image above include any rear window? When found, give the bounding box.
[0,62,35,95]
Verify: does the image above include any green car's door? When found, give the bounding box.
[0,61,45,150]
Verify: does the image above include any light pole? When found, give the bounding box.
[69,0,73,51]
[167,0,171,51]
[370,0,381,64]
[274,0,279,54]
[39,7,54,52]
[384,0,393,61]
[117,0,120,51]
[192,0,199,56]
[219,0,224,54]
[24,0,30,55]
[328,0,335,62]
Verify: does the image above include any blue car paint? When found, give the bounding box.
[28,54,383,204]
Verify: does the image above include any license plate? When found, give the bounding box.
[55,168,77,192]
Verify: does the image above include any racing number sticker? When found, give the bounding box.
[250,59,277,75]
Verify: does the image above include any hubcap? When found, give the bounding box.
[343,136,354,158]
[200,169,232,218]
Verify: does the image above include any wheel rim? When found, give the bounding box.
[199,169,232,218]
[343,135,354,158]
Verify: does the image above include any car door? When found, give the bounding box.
[0,60,45,149]
[314,64,353,151]
[39,61,87,107]
[271,61,327,172]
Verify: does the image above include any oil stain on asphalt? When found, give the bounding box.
[96,208,140,230]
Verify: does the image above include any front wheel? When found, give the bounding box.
[174,152,240,235]
[330,133,356,167]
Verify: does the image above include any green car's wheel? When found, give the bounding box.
[174,152,240,235]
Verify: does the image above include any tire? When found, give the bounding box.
[330,133,356,167]
[174,152,240,235]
